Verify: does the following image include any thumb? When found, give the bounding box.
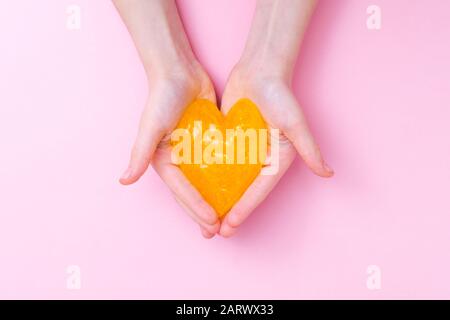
[120,104,166,185]
[282,92,334,178]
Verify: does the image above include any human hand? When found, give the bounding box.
[119,62,221,238]
[213,0,333,237]
[218,64,333,237]
[114,0,220,238]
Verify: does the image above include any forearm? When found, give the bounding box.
[239,0,317,80]
[112,0,197,78]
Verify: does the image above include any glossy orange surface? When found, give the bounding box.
[172,99,267,217]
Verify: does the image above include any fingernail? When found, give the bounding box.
[200,227,215,239]
[324,162,334,174]
[120,167,132,181]
[203,212,218,225]
[220,224,237,238]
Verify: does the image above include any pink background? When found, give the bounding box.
[1,0,449,299]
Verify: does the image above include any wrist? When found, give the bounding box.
[135,0,199,81]
[232,54,292,84]
[234,0,317,83]
[145,52,211,97]
[145,46,198,80]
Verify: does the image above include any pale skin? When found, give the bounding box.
[113,0,333,239]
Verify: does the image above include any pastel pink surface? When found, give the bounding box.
[0,0,449,299]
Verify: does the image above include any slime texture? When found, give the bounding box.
[173,99,267,217]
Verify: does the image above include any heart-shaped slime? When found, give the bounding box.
[171,99,267,217]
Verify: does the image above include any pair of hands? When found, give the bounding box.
[114,0,332,238]
[119,59,333,238]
